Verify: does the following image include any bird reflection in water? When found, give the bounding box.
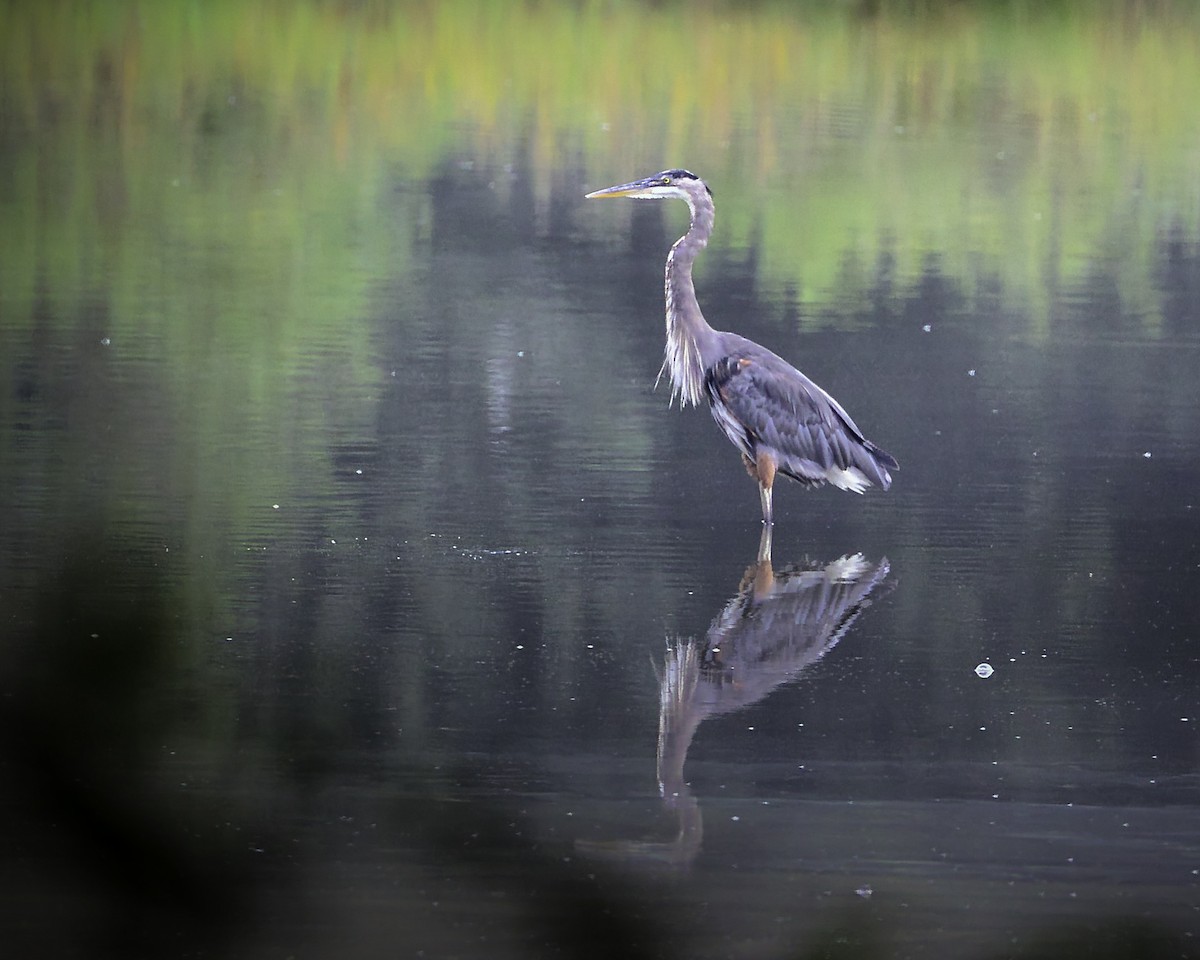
[579,530,890,868]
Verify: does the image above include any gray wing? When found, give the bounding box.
[703,343,896,492]
[694,555,892,713]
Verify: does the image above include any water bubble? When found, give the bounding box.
[975,663,994,678]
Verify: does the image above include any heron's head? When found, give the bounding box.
[585,169,712,203]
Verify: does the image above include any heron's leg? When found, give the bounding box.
[756,523,773,565]
[755,450,777,525]
[759,483,773,525]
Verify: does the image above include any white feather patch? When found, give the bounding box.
[827,466,871,493]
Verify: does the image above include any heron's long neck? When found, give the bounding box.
[661,194,717,408]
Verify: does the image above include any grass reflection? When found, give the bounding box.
[2,0,1197,681]
[3,7,1199,955]
[2,0,1198,325]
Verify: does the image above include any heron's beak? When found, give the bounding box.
[585,177,662,200]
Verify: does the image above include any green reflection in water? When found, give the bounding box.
[1,0,1197,650]
[1,1,1198,618]
[1,9,1198,948]
[2,0,1199,327]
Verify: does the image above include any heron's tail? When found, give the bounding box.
[862,439,898,490]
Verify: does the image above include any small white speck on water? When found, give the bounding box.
[975,663,994,678]
[272,504,280,510]
[355,469,363,475]
[1143,451,1152,459]
[922,324,932,332]
[968,369,976,377]
[99,337,111,346]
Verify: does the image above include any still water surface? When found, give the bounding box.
[8,174,1199,958]
[3,4,1200,959]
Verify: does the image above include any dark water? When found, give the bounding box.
[4,7,1200,940]
[5,161,1199,959]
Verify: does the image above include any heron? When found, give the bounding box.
[586,169,897,527]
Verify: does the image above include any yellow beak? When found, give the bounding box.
[585,177,663,200]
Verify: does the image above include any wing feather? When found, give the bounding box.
[704,345,895,492]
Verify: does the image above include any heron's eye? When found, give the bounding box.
[659,177,671,185]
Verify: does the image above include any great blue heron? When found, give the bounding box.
[586,170,897,525]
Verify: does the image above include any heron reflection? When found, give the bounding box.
[580,532,890,868]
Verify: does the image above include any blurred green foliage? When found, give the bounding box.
[2,0,1198,324]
